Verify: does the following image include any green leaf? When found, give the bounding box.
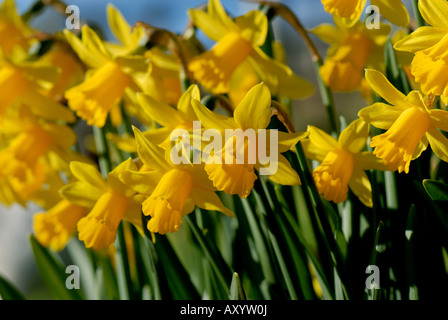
[30,235,84,300]
[0,275,26,300]
[229,272,247,300]
[423,179,448,202]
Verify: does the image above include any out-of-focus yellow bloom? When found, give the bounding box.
[359,69,448,173]
[188,0,313,100]
[40,41,85,100]
[120,127,233,235]
[64,5,147,128]
[302,119,385,207]
[60,159,144,250]
[33,199,88,251]
[0,0,35,56]
[395,0,448,104]
[192,83,308,198]
[311,18,390,92]
[0,53,75,122]
[321,0,409,27]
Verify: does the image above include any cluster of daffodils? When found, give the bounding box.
[1,0,448,257]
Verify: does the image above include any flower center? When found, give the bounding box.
[188,32,253,93]
[313,148,354,203]
[370,107,431,173]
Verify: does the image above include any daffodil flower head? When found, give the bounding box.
[63,6,148,127]
[191,82,308,198]
[119,126,233,235]
[188,0,313,100]
[303,118,386,207]
[320,0,409,27]
[359,69,448,174]
[60,159,143,250]
[33,200,88,252]
[312,18,390,92]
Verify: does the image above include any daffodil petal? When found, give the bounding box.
[191,99,238,131]
[348,168,373,207]
[310,23,343,45]
[190,186,234,217]
[137,93,183,128]
[234,82,271,130]
[412,135,429,160]
[371,0,409,27]
[119,170,163,195]
[430,109,448,132]
[353,151,387,171]
[133,126,171,171]
[419,0,448,29]
[426,126,448,162]
[208,0,237,32]
[59,181,102,208]
[394,26,446,53]
[176,84,200,121]
[188,9,229,42]
[107,158,138,196]
[301,139,328,162]
[260,154,301,185]
[122,195,146,235]
[69,161,108,190]
[307,125,338,153]
[365,69,408,109]
[275,131,309,153]
[358,102,404,130]
[107,4,133,47]
[338,119,369,153]
[234,10,268,46]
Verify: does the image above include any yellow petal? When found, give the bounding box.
[248,47,314,99]
[119,170,163,195]
[419,0,448,29]
[321,0,366,21]
[365,69,408,109]
[394,27,446,53]
[310,23,343,45]
[348,168,373,207]
[188,9,228,42]
[353,151,387,171]
[133,126,171,172]
[107,4,140,48]
[190,186,234,217]
[234,82,271,130]
[371,0,409,27]
[358,102,404,130]
[176,84,200,121]
[137,93,183,128]
[338,119,369,153]
[430,109,448,132]
[59,181,103,208]
[107,158,138,196]
[426,126,448,163]
[234,10,268,46]
[261,154,301,186]
[307,125,338,153]
[301,139,328,162]
[69,161,108,190]
[277,131,310,153]
[208,0,237,32]
[191,99,238,131]
[63,27,109,69]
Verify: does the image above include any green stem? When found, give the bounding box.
[412,0,425,28]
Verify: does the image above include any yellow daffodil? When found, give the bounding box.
[0,53,75,122]
[191,82,308,198]
[0,0,35,56]
[311,17,390,92]
[188,0,313,100]
[320,0,409,27]
[33,199,89,251]
[394,0,448,103]
[60,159,144,250]
[119,127,233,235]
[358,69,448,173]
[302,119,385,207]
[64,5,147,128]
